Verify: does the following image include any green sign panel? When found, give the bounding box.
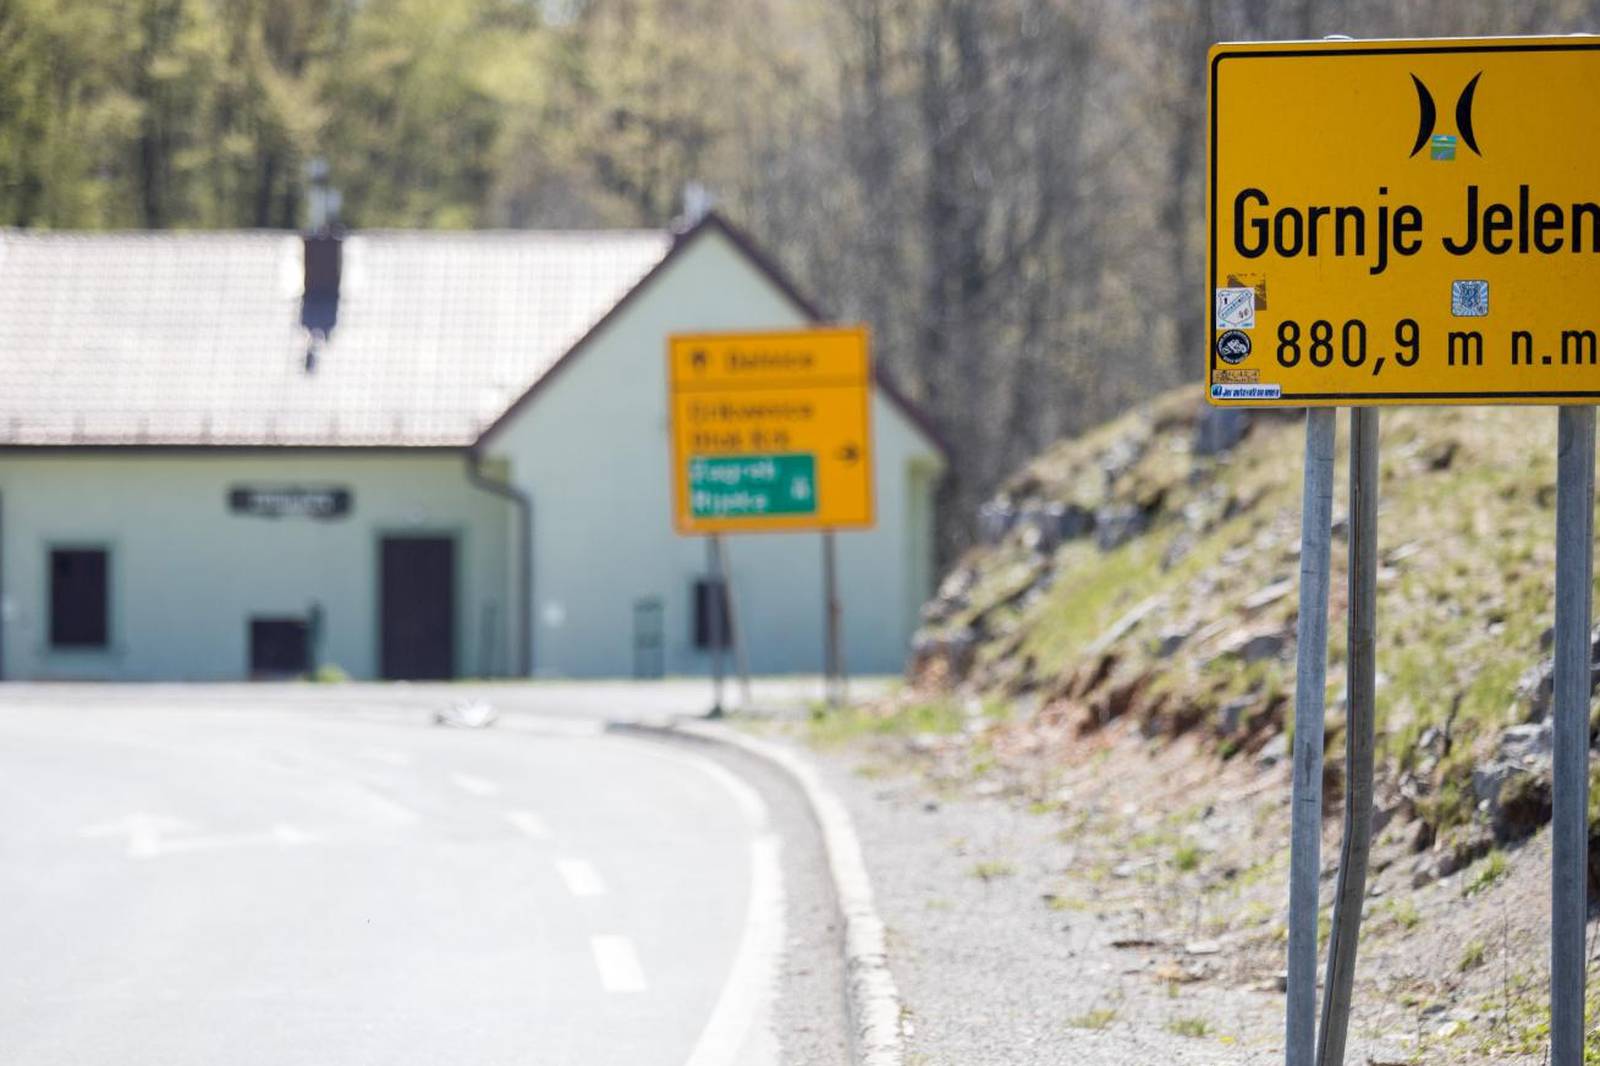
[689,453,818,518]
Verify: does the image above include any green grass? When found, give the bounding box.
[807,698,965,748]
[1459,937,1487,972]
[1172,843,1203,872]
[1384,898,1422,931]
[1464,851,1509,897]
[1165,1017,1212,1039]
[1067,1007,1117,1030]
[970,860,1016,882]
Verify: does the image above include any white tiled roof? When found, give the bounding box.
[0,228,672,446]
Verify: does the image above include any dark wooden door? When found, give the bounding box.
[380,537,455,680]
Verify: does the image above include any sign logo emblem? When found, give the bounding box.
[1215,286,1256,329]
[1215,329,1253,364]
[1451,279,1489,317]
[1409,72,1483,158]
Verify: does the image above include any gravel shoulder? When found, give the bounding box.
[791,716,1566,1066]
[808,744,1281,1065]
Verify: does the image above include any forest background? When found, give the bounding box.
[3,0,1594,555]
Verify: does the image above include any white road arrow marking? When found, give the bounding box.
[79,814,191,859]
[79,815,319,859]
[449,772,499,797]
[504,811,550,840]
[590,935,647,993]
[555,858,606,897]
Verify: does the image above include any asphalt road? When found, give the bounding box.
[0,687,828,1066]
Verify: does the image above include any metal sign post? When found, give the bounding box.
[1318,408,1379,1066]
[1551,405,1595,1066]
[822,530,846,707]
[716,534,754,710]
[1286,408,1336,1066]
[707,535,727,718]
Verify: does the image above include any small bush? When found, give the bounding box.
[970,860,1016,881]
[1165,1016,1212,1038]
[1068,1007,1117,1030]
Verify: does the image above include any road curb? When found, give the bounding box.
[610,718,905,1066]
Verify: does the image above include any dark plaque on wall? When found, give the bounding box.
[228,487,352,520]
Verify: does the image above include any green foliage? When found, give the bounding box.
[1464,851,1509,897]
[969,860,1015,882]
[1164,1017,1211,1038]
[1066,1007,1116,1030]
[0,0,811,231]
[807,697,965,748]
[309,662,348,683]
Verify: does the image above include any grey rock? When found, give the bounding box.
[1471,761,1515,809]
[1411,827,1494,887]
[1193,407,1251,457]
[1154,628,1190,658]
[976,499,1017,544]
[1094,504,1147,551]
[1242,578,1294,612]
[1499,720,1554,762]
[1099,435,1146,487]
[1257,734,1289,769]
[1219,696,1254,737]
[908,628,980,682]
[1217,628,1289,664]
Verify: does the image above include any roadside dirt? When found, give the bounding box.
[792,712,1574,1065]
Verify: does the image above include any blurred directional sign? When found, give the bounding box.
[1208,37,1600,406]
[669,327,874,534]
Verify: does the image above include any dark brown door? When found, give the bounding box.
[380,537,455,680]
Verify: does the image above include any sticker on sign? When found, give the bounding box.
[1208,37,1600,406]
[1216,287,1256,329]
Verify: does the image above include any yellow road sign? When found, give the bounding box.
[668,327,874,534]
[1208,37,1600,406]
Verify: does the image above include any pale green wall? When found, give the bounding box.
[484,229,944,677]
[0,453,511,681]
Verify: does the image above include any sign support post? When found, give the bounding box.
[717,534,754,710]
[823,530,845,706]
[1287,408,1336,1066]
[1318,408,1380,1066]
[707,535,727,718]
[1551,405,1595,1066]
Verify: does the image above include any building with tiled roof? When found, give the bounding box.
[0,214,944,681]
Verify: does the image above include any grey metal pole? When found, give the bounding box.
[1287,407,1337,1066]
[717,535,754,710]
[707,535,727,718]
[1551,405,1595,1066]
[823,531,843,706]
[1317,408,1379,1066]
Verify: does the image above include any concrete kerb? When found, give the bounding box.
[607,717,906,1066]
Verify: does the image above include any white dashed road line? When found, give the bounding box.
[555,858,607,897]
[449,773,499,797]
[625,742,785,1066]
[590,935,648,993]
[503,810,551,840]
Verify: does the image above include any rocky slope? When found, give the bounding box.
[829,388,1600,1060]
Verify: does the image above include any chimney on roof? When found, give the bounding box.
[300,157,343,349]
